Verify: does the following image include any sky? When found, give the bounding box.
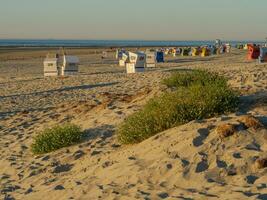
[0,0,267,41]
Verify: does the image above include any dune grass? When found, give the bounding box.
[117,70,239,144]
[31,124,83,154]
[162,70,227,88]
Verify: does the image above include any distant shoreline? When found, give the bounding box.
[0,39,264,48]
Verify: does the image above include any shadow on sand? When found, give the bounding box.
[166,57,218,63]
[238,92,267,113]
[0,77,43,86]
[0,82,119,99]
[238,91,267,126]
[0,107,53,120]
[83,124,115,141]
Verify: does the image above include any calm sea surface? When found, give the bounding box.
[0,39,264,47]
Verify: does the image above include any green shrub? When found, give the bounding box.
[162,70,227,88]
[31,124,83,154]
[117,71,239,144]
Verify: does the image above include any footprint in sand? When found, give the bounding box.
[258,194,267,200]
[246,175,259,184]
[25,187,34,194]
[226,164,237,176]
[181,159,190,167]
[53,164,73,173]
[2,194,16,200]
[196,153,209,173]
[216,159,227,168]
[157,192,169,199]
[233,152,242,159]
[138,189,150,197]
[73,150,85,160]
[196,160,209,173]
[41,155,50,161]
[54,185,65,190]
[91,150,102,156]
[245,142,261,152]
[193,128,209,147]
[115,110,124,115]
[102,161,114,168]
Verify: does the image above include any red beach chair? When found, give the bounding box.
[247,45,260,60]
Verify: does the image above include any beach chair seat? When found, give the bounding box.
[63,56,79,75]
[145,52,156,68]
[44,57,58,77]
[181,48,190,56]
[191,48,199,56]
[156,52,164,63]
[201,47,210,57]
[247,45,260,60]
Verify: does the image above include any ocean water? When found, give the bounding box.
[0,39,264,47]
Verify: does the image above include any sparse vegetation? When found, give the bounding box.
[162,70,227,88]
[216,124,236,138]
[117,70,239,144]
[31,124,83,154]
[239,115,263,130]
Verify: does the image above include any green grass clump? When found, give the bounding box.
[162,70,226,88]
[31,124,83,154]
[117,70,239,144]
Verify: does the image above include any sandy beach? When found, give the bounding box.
[1,47,267,200]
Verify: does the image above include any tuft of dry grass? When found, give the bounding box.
[254,158,267,169]
[216,124,236,138]
[239,115,263,130]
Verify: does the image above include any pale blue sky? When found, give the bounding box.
[0,0,266,40]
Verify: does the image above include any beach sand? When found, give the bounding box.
[1,47,267,199]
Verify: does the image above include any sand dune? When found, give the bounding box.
[1,48,267,199]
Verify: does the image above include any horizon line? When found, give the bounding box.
[0,38,265,42]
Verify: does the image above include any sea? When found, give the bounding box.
[0,39,264,47]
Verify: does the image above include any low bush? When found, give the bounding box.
[117,71,239,144]
[162,70,227,88]
[31,124,83,154]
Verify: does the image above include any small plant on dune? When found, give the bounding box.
[162,70,227,88]
[117,70,239,144]
[31,124,83,154]
[216,124,236,138]
[239,115,263,130]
